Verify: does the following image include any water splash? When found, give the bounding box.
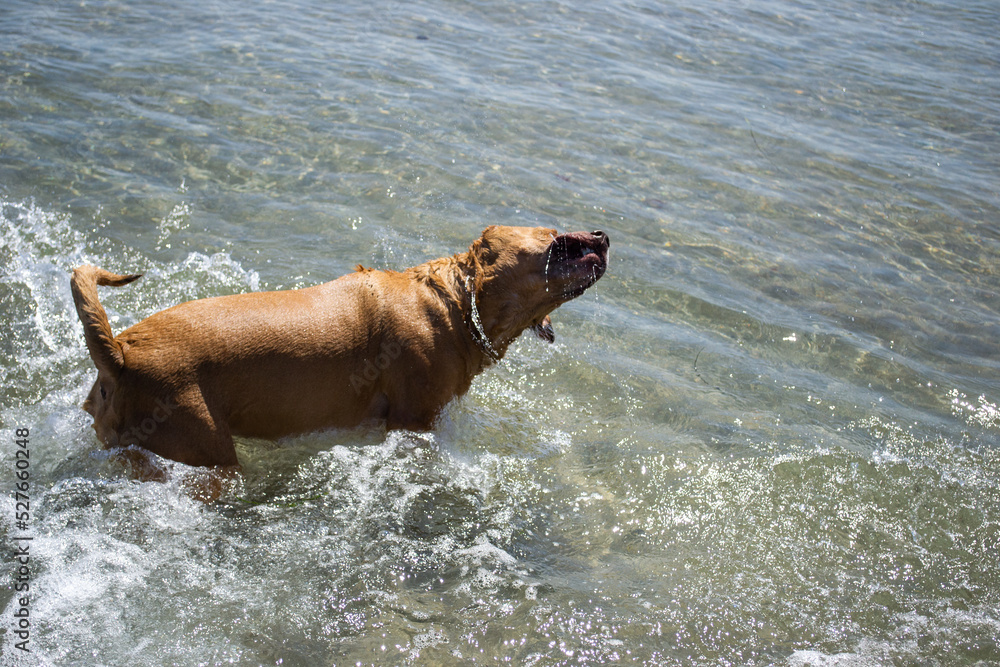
[948,389,1000,430]
[0,196,558,664]
[154,201,191,251]
[544,230,557,294]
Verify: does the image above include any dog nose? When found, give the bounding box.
[592,230,609,247]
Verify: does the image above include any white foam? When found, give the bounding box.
[788,650,878,666]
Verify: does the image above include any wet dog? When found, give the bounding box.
[72,226,609,468]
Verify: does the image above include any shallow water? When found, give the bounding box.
[2,0,999,665]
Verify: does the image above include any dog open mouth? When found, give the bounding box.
[548,230,610,299]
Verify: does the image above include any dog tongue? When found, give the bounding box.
[531,316,555,343]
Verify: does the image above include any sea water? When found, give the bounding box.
[1,0,999,664]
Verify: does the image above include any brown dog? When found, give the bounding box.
[72,226,609,468]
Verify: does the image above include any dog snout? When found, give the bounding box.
[589,231,610,255]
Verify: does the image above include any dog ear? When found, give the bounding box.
[471,226,502,264]
[531,315,555,343]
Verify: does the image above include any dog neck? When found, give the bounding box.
[405,253,505,367]
[463,273,503,362]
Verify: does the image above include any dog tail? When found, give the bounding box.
[71,265,142,375]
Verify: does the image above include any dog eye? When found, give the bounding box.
[100,386,107,399]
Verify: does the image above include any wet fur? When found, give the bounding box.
[72,226,609,468]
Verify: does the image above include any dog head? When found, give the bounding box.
[83,371,125,448]
[467,225,609,350]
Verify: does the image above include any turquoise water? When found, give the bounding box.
[2,0,999,664]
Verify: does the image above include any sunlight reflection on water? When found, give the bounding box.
[2,0,999,663]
